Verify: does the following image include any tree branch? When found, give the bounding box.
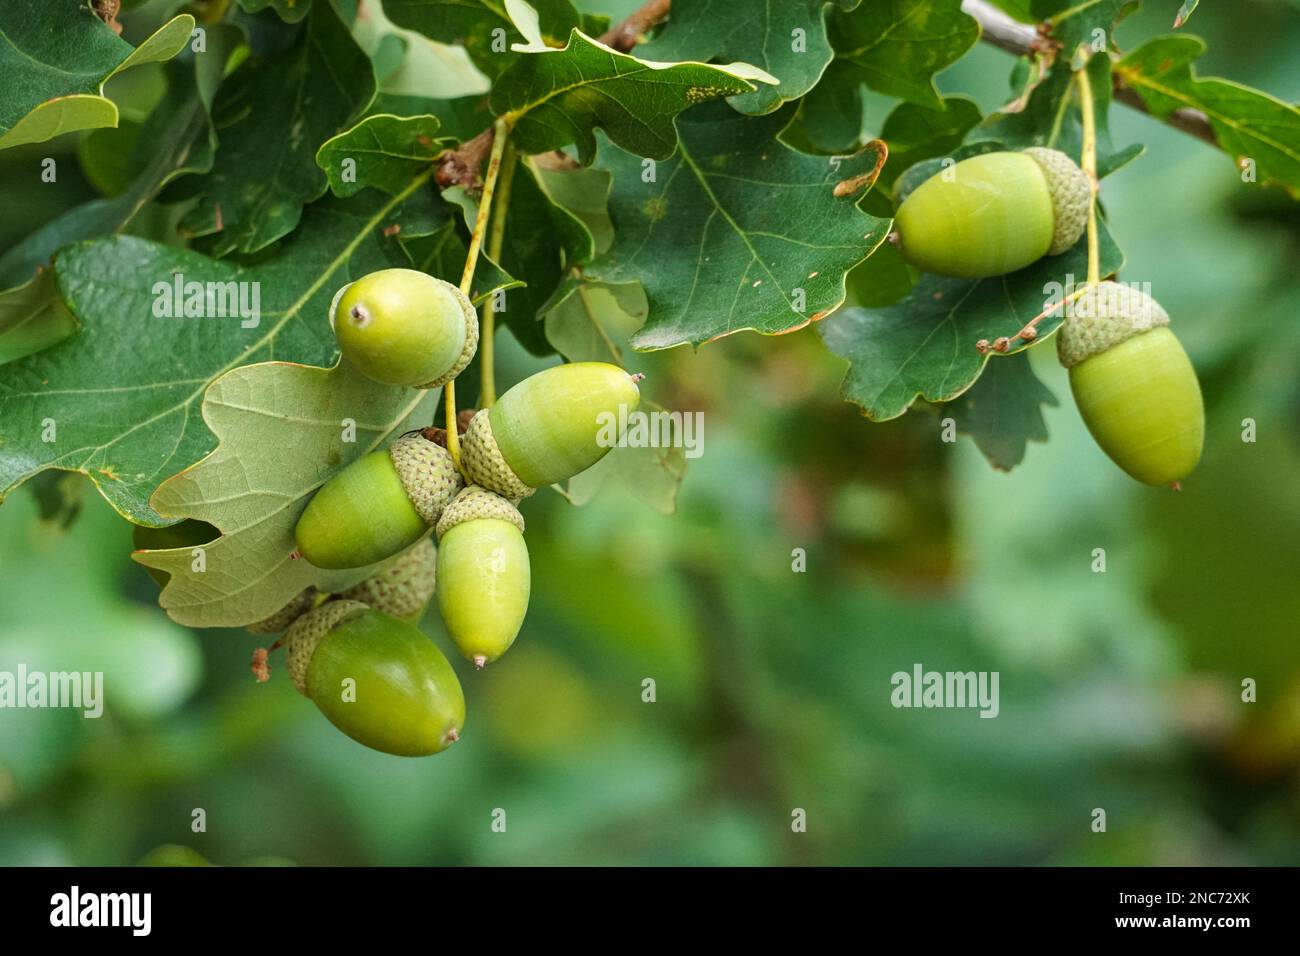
[961,0,1218,148]
[599,0,673,52]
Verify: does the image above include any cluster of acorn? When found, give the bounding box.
[245,268,639,756]
[893,148,1205,486]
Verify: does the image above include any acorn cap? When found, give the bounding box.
[416,281,479,390]
[246,587,317,634]
[1024,147,1092,256]
[1056,281,1171,369]
[389,433,463,525]
[340,538,436,619]
[283,599,369,696]
[460,409,534,502]
[435,485,525,541]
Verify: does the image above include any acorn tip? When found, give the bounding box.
[473,654,487,670]
[1170,481,1182,492]
[445,728,460,744]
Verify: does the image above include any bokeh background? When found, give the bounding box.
[2,0,1299,866]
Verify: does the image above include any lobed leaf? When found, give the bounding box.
[489,28,773,163]
[0,63,217,291]
[0,272,80,367]
[0,183,489,524]
[819,218,1123,422]
[949,351,1058,471]
[0,2,194,149]
[384,0,583,77]
[828,0,978,109]
[1116,35,1300,197]
[587,106,891,349]
[317,114,452,197]
[177,2,376,256]
[134,359,435,628]
[637,0,839,116]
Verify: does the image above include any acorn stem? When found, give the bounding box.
[479,144,518,410]
[1074,54,1102,286]
[458,117,513,297]
[974,281,1095,354]
[444,381,464,474]
[447,117,513,473]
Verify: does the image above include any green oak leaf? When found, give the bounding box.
[237,0,317,22]
[0,272,79,367]
[587,106,891,349]
[637,0,838,116]
[135,360,435,628]
[843,238,913,309]
[384,0,582,78]
[370,33,409,82]
[819,217,1123,421]
[177,1,376,256]
[0,62,216,290]
[367,93,494,141]
[1116,35,1300,198]
[532,163,615,253]
[878,95,982,190]
[780,59,871,155]
[543,278,686,513]
[0,182,483,525]
[949,351,1058,471]
[976,60,1144,180]
[829,0,978,109]
[489,29,775,162]
[982,1,1135,52]
[1038,0,1135,56]
[543,277,647,367]
[77,121,144,198]
[317,114,452,197]
[0,3,195,149]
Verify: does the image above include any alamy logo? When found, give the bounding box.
[595,405,704,458]
[0,665,102,718]
[152,273,261,328]
[890,663,999,718]
[50,886,151,936]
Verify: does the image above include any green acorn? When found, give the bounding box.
[435,486,530,669]
[340,538,437,622]
[894,148,1092,278]
[461,362,641,499]
[283,600,465,756]
[330,268,478,388]
[295,433,461,569]
[1057,281,1204,486]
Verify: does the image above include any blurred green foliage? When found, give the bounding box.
[2,0,1299,866]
